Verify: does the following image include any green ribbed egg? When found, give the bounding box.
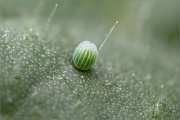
[72,21,118,70]
[73,41,98,70]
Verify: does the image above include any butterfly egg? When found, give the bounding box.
[72,21,118,70]
[73,41,98,70]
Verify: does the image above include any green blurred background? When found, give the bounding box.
[0,0,179,48]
